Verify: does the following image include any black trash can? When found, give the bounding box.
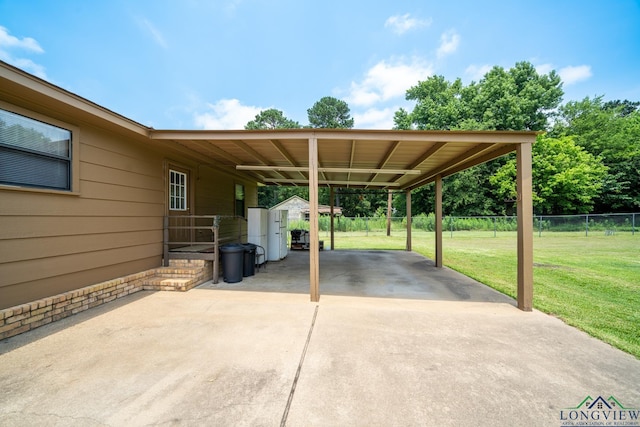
[242,243,257,277]
[220,244,244,283]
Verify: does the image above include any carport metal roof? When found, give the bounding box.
[151,129,537,311]
[150,128,536,191]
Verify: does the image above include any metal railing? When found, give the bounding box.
[163,215,248,283]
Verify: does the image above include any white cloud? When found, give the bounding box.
[436,29,460,58]
[558,65,592,85]
[0,26,43,53]
[0,26,46,79]
[140,18,168,48]
[384,13,431,35]
[533,63,592,85]
[535,63,554,76]
[194,99,264,129]
[345,57,434,107]
[353,107,398,129]
[465,64,492,81]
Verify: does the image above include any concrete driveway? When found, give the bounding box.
[1,250,639,426]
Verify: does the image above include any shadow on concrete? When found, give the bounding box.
[0,291,154,354]
[200,249,516,305]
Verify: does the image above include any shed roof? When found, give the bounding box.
[271,195,343,215]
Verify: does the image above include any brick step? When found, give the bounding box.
[143,275,198,292]
[142,263,211,292]
[153,266,203,278]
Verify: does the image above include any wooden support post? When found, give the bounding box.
[309,136,320,302]
[213,215,220,284]
[405,189,412,251]
[386,189,392,236]
[163,216,169,267]
[517,142,534,311]
[330,187,335,250]
[435,175,443,268]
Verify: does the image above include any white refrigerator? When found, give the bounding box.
[268,209,288,261]
[247,207,268,264]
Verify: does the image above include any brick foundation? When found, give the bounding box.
[0,260,213,340]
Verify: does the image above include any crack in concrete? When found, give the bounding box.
[280,305,318,427]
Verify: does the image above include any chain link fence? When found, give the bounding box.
[289,213,638,238]
[535,213,637,236]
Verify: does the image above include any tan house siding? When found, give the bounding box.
[0,63,260,313]
[193,164,257,244]
[0,118,260,309]
[0,119,168,309]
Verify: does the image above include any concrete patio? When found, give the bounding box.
[1,250,639,426]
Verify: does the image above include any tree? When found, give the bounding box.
[306,96,359,213]
[244,109,304,207]
[392,108,413,130]
[404,75,465,130]
[552,97,640,212]
[307,96,354,129]
[399,61,563,132]
[245,108,300,130]
[603,99,640,117]
[491,136,608,214]
[393,61,565,215]
[333,189,389,217]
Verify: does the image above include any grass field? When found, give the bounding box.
[329,230,640,359]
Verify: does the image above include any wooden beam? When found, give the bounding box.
[270,139,298,165]
[440,144,516,179]
[347,140,356,187]
[435,175,443,268]
[406,189,412,251]
[153,139,238,175]
[213,216,220,283]
[517,142,534,311]
[309,136,320,302]
[263,179,401,187]
[386,190,392,236]
[403,143,495,190]
[404,143,517,190]
[368,140,401,185]
[150,129,540,144]
[232,140,290,180]
[317,151,328,183]
[330,187,335,251]
[186,139,244,165]
[236,165,421,174]
[270,139,308,180]
[389,141,447,184]
[408,142,448,170]
[232,140,270,165]
[328,167,421,174]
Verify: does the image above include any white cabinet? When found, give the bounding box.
[268,209,288,261]
[247,207,268,264]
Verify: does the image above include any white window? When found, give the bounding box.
[169,169,187,210]
[0,108,72,191]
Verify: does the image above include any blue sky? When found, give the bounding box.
[1,0,639,129]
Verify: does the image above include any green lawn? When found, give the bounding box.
[329,230,640,359]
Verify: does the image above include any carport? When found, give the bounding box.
[151,129,537,311]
